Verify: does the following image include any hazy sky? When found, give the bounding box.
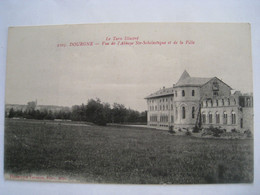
[5,23,252,111]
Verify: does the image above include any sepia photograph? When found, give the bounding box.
[4,23,253,184]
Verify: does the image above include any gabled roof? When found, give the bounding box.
[175,70,213,87]
[175,77,213,87]
[145,87,174,99]
[145,71,232,99]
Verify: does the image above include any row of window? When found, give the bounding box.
[181,89,195,97]
[148,89,196,104]
[203,98,237,107]
[149,106,196,121]
[149,104,175,111]
[201,111,236,124]
[149,115,174,123]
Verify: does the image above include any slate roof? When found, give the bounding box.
[145,70,215,99]
[145,87,175,99]
[175,77,213,87]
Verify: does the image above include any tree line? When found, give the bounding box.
[6,99,147,126]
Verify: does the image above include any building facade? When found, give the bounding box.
[145,71,253,132]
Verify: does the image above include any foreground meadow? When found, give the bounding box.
[4,119,253,184]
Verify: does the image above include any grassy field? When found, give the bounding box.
[4,119,253,184]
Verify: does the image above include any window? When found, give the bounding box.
[209,112,212,123]
[192,107,195,119]
[182,90,185,97]
[228,98,230,105]
[155,106,157,111]
[171,104,173,110]
[216,112,220,124]
[182,106,185,119]
[171,115,174,122]
[163,105,165,110]
[234,99,236,105]
[223,111,227,124]
[166,105,168,110]
[222,99,224,106]
[160,105,162,110]
[206,101,208,107]
[176,108,178,120]
[202,112,206,123]
[192,90,195,96]
[232,111,236,124]
[213,91,219,96]
[175,91,177,97]
[150,115,157,122]
[247,98,251,106]
[216,100,219,106]
[171,97,173,101]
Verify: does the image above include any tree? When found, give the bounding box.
[8,108,15,118]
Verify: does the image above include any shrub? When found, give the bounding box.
[168,126,175,134]
[186,131,191,136]
[192,126,200,133]
[244,129,252,138]
[231,128,237,133]
[178,128,182,132]
[205,126,225,137]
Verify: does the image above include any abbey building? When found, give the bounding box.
[145,71,253,132]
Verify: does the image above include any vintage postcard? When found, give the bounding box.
[4,23,253,184]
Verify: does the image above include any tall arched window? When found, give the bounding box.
[192,90,195,96]
[216,112,220,123]
[222,99,224,106]
[223,111,227,124]
[209,112,212,123]
[228,98,230,105]
[192,107,195,119]
[216,100,219,106]
[182,106,185,119]
[231,111,236,124]
[182,90,185,97]
[202,112,206,123]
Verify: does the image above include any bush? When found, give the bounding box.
[168,126,175,134]
[231,128,237,133]
[244,129,252,138]
[204,126,225,137]
[178,128,182,132]
[192,126,200,133]
[186,131,191,136]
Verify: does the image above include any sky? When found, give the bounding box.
[5,23,253,111]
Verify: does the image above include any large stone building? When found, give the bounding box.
[145,71,253,132]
